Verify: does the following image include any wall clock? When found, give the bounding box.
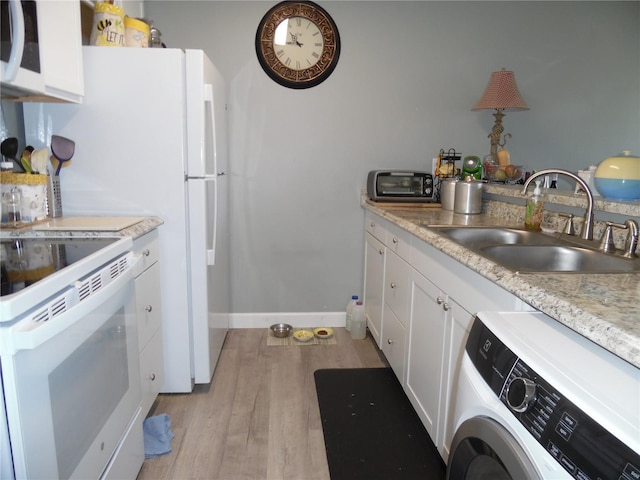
[255,1,341,89]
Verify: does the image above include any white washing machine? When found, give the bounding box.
[446,311,640,479]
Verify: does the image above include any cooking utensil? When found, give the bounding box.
[30,148,49,174]
[1,137,24,172]
[20,148,33,173]
[51,135,75,175]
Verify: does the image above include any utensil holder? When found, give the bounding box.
[46,175,63,218]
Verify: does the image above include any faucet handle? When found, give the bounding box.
[599,221,627,254]
[623,220,639,258]
[558,213,576,235]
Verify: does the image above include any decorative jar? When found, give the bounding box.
[594,150,640,200]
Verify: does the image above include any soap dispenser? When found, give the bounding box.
[524,180,544,231]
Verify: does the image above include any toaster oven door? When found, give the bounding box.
[373,172,434,202]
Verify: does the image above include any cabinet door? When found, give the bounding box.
[405,269,447,445]
[364,232,385,347]
[384,249,410,326]
[139,330,165,415]
[438,298,473,462]
[135,263,162,352]
[382,304,407,383]
[37,0,84,102]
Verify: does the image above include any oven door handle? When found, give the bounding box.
[6,256,139,353]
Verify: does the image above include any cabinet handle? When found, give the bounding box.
[370,222,376,227]
[443,302,451,312]
[392,237,398,244]
[379,249,384,255]
[148,373,156,381]
[390,282,397,289]
[145,305,153,312]
[437,296,444,305]
[387,339,394,344]
[143,249,151,257]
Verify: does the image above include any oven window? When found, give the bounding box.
[49,309,129,479]
[378,176,424,196]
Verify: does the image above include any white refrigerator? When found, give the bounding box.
[24,47,230,393]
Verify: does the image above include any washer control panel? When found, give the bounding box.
[466,317,640,480]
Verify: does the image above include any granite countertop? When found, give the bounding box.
[0,216,163,240]
[362,199,640,370]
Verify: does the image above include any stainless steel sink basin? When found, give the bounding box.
[480,245,640,273]
[429,226,640,273]
[432,227,565,249]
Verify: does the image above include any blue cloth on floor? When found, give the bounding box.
[143,413,175,459]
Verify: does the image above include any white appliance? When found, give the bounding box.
[447,311,640,479]
[0,236,143,479]
[23,46,230,392]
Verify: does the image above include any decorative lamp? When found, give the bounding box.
[472,69,529,160]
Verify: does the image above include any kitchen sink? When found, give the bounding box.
[430,227,566,249]
[429,226,640,274]
[480,245,640,273]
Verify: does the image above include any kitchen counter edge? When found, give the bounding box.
[0,216,164,240]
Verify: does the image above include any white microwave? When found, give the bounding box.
[0,0,44,98]
[1,0,83,103]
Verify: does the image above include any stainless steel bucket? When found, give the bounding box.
[454,178,483,214]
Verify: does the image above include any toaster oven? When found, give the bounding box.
[367,170,435,202]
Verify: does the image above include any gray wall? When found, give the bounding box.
[148,1,639,313]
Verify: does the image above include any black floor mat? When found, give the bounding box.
[314,368,446,480]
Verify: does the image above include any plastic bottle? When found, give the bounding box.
[345,295,359,332]
[350,301,366,340]
[524,180,544,231]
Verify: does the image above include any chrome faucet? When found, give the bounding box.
[522,169,595,240]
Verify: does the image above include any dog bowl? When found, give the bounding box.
[270,323,292,338]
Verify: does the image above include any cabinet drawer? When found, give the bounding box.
[135,263,162,352]
[386,222,411,260]
[139,330,165,416]
[133,230,159,275]
[384,250,411,326]
[382,304,407,384]
[365,211,388,243]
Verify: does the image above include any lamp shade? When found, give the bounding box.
[472,69,529,111]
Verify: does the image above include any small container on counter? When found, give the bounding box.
[440,177,458,211]
[454,177,483,214]
[524,180,544,231]
[90,2,125,47]
[124,17,150,48]
[0,172,48,226]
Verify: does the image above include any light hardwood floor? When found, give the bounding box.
[137,327,388,480]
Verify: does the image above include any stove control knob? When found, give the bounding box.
[506,377,537,413]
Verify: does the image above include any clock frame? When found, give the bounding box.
[255,1,341,89]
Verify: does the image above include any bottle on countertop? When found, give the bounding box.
[345,295,359,332]
[524,180,544,231]
[350,301,366,340]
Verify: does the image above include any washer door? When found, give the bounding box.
[447,416,541,480]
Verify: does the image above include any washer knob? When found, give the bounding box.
[506,377,537,413]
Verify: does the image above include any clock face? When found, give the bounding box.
[256,1,340,89]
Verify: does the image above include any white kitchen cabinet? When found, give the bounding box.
[382,303,408,382]
[133,230,164,415]
[405,269,445,444]
[405,268,474,460]
[364,231,385,346]
[363,210,532,463]
[1,1,84,102]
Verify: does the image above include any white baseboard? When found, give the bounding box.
[228,312,346,329]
